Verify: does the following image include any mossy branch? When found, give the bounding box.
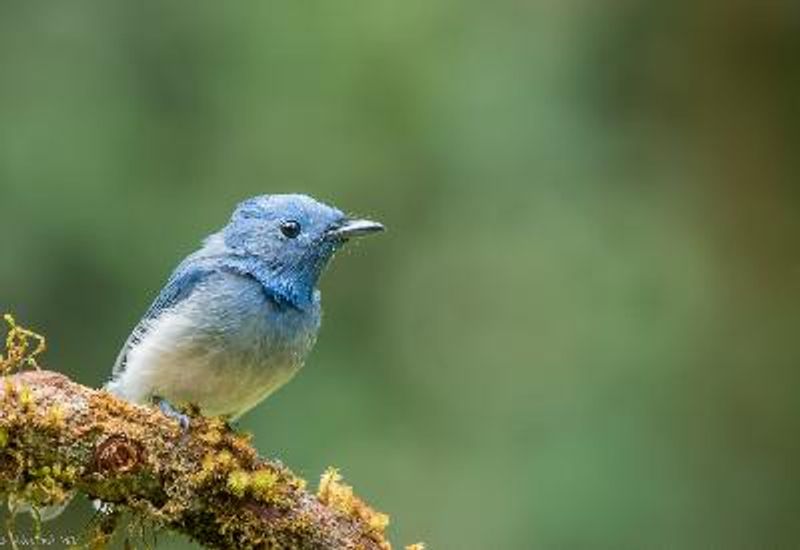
[0,369,408,549]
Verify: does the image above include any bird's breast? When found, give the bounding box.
[110,273,322,419]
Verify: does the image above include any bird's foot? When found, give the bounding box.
[152,396,191,433]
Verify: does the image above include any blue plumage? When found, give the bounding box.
[107,194,383,419]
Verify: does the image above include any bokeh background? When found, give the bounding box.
[1,2,799,549]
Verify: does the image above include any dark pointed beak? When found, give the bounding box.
[327,218,385,239]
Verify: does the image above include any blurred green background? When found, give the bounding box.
[1,2,799,549]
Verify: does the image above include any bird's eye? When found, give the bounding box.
[280,220,301,239]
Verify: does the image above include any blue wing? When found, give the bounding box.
[112,262,213,376]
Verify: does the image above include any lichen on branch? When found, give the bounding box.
[0,316,421,549]
[0,314,46,375]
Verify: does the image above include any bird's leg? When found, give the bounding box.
[152,395,191,433]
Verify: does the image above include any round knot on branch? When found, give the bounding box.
[93,434,143,475]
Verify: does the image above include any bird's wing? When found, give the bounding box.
[112,263,214,376]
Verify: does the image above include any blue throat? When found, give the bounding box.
[264,270,318,310]
[221,255,321,311]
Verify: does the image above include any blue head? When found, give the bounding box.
[221,194,383,309]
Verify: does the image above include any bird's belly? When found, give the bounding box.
[109,293,319,419]
[150,348,300,418]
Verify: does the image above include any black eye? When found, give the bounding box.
[280,220,301,239]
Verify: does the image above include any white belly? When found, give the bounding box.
[107,277,320,419]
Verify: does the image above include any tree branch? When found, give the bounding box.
[0,370,402,549]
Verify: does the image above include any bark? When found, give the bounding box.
[0,370,399,550]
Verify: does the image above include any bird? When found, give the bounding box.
[107,193,384,420]
[19,194,383,522]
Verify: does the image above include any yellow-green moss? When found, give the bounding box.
[197,416,226,446]
[18,384,34,410]
[251,469,278,501]
[216,449,235,468]
[318,467,392,548]
[226,469,251,498]
[44,405,65,429]
[318,468,354,514]
[0,313,46,374]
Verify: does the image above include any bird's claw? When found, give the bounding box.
[154,396,191,433]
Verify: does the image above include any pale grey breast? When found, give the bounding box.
[108,271,321,419]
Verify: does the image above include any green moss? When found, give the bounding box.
[45,405,65,429]
[216,450,234,468]
[18,385,34,410]
[226,469,251,498]
[0,314,47,374]
[251,469,278,501]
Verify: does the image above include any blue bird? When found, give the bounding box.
[18,194,382,521]
[106,194,384,421]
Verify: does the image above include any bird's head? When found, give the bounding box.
[222,194,383,309]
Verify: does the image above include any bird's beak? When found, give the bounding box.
[327,218,385,239]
